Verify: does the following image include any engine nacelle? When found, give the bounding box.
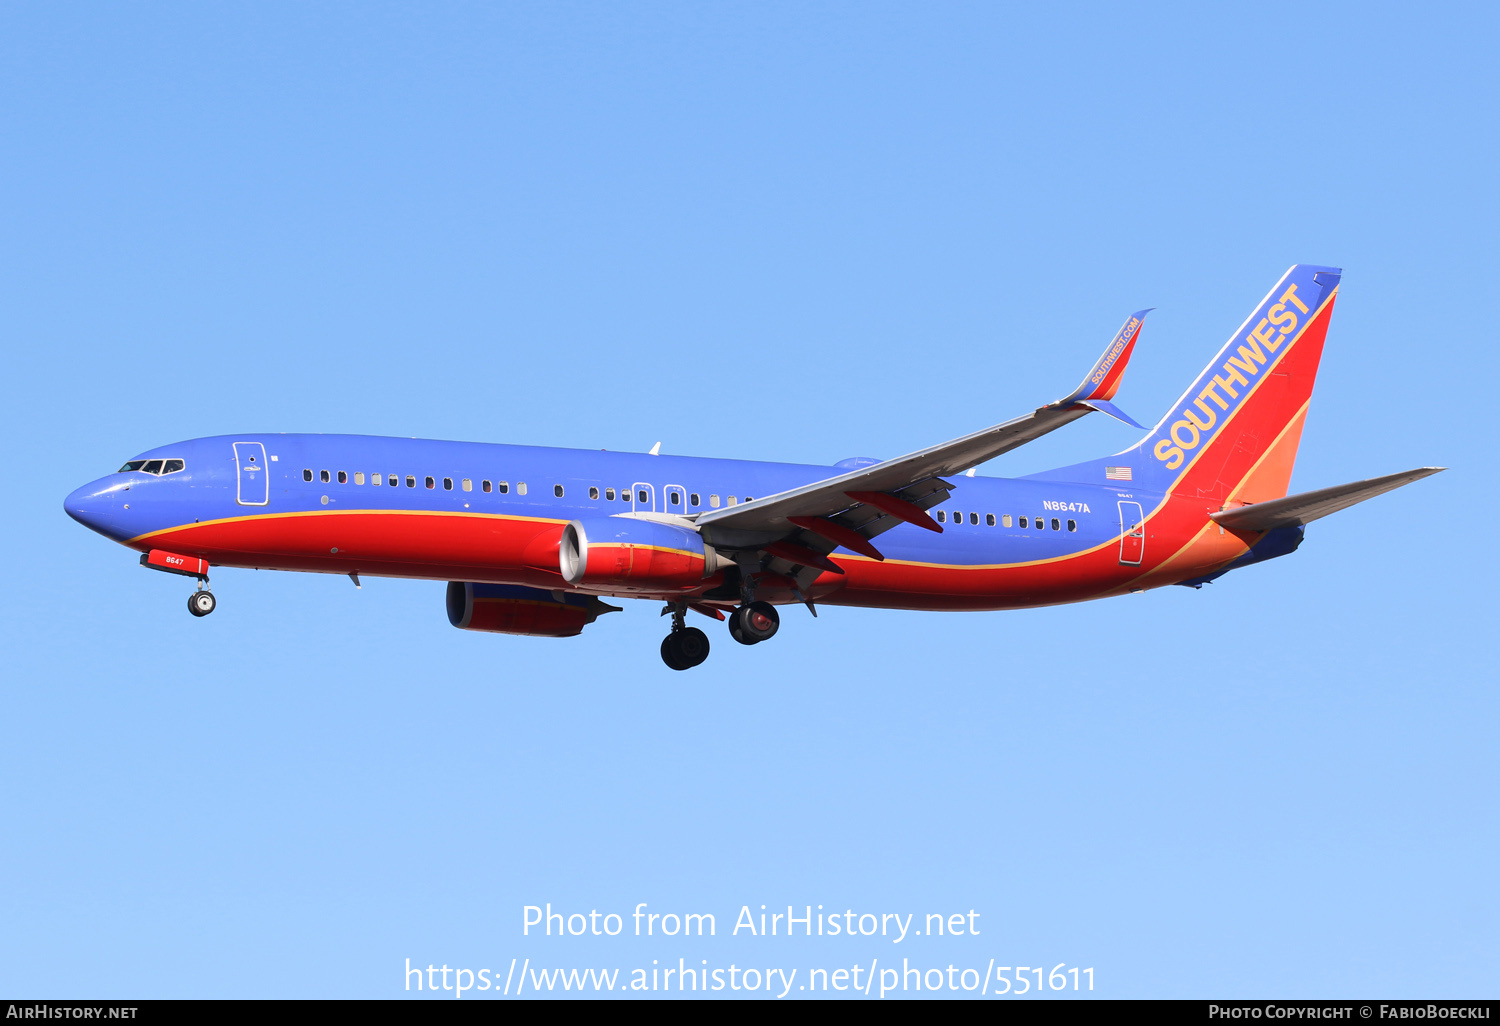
[446,582,618,637]
[559,517,721,593]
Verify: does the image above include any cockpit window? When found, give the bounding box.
[119,458,185,475]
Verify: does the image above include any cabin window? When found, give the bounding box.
[690,493,700,507]
[371,473,380,486]
[443,478,453,490]
[462,478,472,492]
[637,489,648,503]
[1019,516,1028,528]
[162,459,184,474]
[425,476,435,489]
[482,480,492,493]
[588,486,599,500]
[970,512,979,525]
[745,496,753,502]
[1067,519,1077,532]
[554,484,564,497]
[1002,514,1013,527]
[605,487,615,500]
[1034,517,1044,530]
[389,475,399,487]
[986,513,995,526]
[498,481,510,494]
[668,491,681,505]
[354,472,365,485]
[1051,518,1061,531]
[303,469,313,482]
[320,470,330,483]
[937,511,946,523]
[710,494,721,508]
[406,476,416,488]
[728,496,737,506]
[517,482,528,495]
[337,471,347,484]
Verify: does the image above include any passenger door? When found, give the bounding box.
[233,441,270,506]
[1117,500,1144,565]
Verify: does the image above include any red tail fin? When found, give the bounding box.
[1134,264,1341,504]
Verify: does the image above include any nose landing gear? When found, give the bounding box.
[660,602,710,670]
[139,550,217,617]
[187,585,216,617]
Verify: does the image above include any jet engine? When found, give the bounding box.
[559,517,726,593]
[446,582,619,637]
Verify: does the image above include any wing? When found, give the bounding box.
[693,310,1151,586]
[1209,467,1445,532]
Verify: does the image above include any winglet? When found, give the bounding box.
[1074,399,1145,429]
[1055,309,1151,411]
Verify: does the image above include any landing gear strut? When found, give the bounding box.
[187,583,216,617]
[660,602,710,670]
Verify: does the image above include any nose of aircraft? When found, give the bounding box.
[64,479,123,539]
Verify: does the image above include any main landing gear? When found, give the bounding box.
[727,601,779,646]
[658,581,784,668]
[660,602,710,671]
[187,582,216,617]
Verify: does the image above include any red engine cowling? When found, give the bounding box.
[446,582,619,637]
[559,517,722,593]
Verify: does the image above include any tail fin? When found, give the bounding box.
[1133,264,1341,502]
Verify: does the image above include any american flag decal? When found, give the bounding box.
[1105,466,1133,481]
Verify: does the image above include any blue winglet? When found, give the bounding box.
[1075,399,1145,429]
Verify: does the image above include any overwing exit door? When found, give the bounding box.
[234,441,269,506]
[1117,500,1144,565]
[631,482,655,513]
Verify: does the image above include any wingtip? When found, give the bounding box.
[1058,308,1149,406]
[1077,399,1146,429]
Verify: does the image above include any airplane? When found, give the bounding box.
[64,264,1442,670]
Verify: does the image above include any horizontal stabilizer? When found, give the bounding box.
[1209,467,1445,532]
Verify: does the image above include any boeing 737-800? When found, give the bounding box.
[64,265,1440,669]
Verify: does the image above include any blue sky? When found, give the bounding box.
[2,2,1495,999]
